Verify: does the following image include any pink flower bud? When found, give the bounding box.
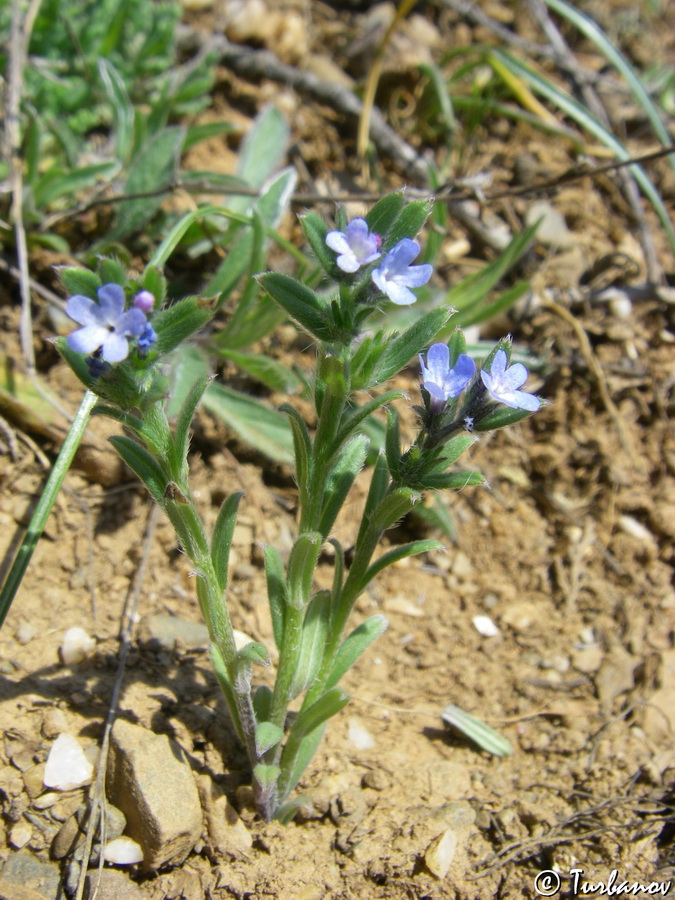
[133,290,155,313]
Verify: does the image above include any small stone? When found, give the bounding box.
[16,622,36,645]
[23,763,46,799]
[137,614,209,652]
[60,627,96,665]
[44,734,94,791]
[472,615,499,637]
[42,708,68,739]
[425,828,458,878]
[347,717,375,750]
[9,821,33,849]
[383,596,423,617]
[52,814,85,859]
[103,836,144,865]
[197,774,253,855]
[106,720,202,869]
[362,769,390,792]
[572,645,603,674]
[33,791,61,809]
[0,851,61,899]
[83,868,145,900]
[525,200,574,248]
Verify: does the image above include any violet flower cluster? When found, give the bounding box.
[326,220,432,305]
[65,284,158,364]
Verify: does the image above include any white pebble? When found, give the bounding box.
[43,734,94,791]
[347,717,375,750]
[472,615,499,637]
[103,836,144,865]
[60,627,96,665]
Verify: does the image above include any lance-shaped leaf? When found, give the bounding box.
[384,198,433,251]
[253,685,273,723]
[163,484,210,561]
[373,307,452,386]
[418,470,485,490]
[441,704,513,757]
[289,591,331,699]
[253,763,281,792]
[211,492,243,592]
[278,725,327,803]
[281,403,312,505]
[168,375,210,483]
[109,436,168,504]
[287,532,323,610]
[258,273,332,341]
[58,266,101,299]
[319,435,368,538]
[291,687,350,741]
[152,297,214,356]
[331,390,403,454]
[265,545,286,649]
[356,453,391,547]
[384,408,402,481]
[365,191,406,239]
[142,266,167,306]
[138,403,172,459]
[98,258,126,287]
[255,722,284,757]
[473,404,537,432]
[325,615,388,689]
[370,487,420,533]
[437,433,478,468]
[353,541,442,598]
[300,210,339,275]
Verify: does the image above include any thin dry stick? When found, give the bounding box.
[357,0,421,165]
[524,0,661,281]
[7,0,44,377]
[540,293,640,466]
[74,502,160,900]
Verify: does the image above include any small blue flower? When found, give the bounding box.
[66,283,147,363]
[136,323,158,359]
[325,218,381,273]
[372,238,432,305]
[420,343,475,412]
[480,349,540,411]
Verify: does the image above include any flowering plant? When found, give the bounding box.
[54,193,540,822]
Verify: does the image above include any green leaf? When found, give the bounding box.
[357,453,391,546]
[150,204,250,269]
[253,763,281,791]
[165,344,211,419]
[237,104,289,191]
[57,267,101,300]
[221,349,301,394]
[456,282,530,329]
[264,546,286,649]
[238,641,271,667]
[385,198,434,250]
[319,434,368,538]
[98,258,127,287]
[418,470,485,490]
[438,433,478,467]
[108,127,185,241]
[287,532,323,610]
[163,486,210,561]
[374,307,452,385]
[210,644,245,742]
[183,120,236,151]
[291,687,350,740]
[332,391,403,452]
[326,615,388,689]
[281,403,312,506]
[109,436,168,504]
[205,227,254,298]
[202,383,294,465]
[98,58,134,162]
[253,685,273,723]
[356,540,442,596]
[137,402,171,458]
[278,725,327,801]
[370,488,420,533]
[169,375,210,482]
[255,722,284,757]
[474,404,537,432]
[289,591,331,699]
[365,191,406,238]
[441,704,513,757]
[33,161,119,208]
[211,492,244,592]
[153,297,213,356]
[258,273,331,341]
[300,211,338,274]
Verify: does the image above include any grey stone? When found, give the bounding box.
[0,851,61,900]
[137,614,209,651]
[83,868,144,900]
[51,813,85,859]
[106,719,202,870]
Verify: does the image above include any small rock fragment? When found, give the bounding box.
[106,720,202,869]
[43,734,94,791]
[60,627,96,665]
[103,837,144,865]
[347,717,375,750]
[9,821,32,849]
[23,763,46,799]
[42,708,68,739]
[525,200,574,248]
[52,814,85,859]
[425,828,458,878]
[472,615,499,637]
[83,868,145,900]
[196,774,253,855]
[16,622,36,645]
